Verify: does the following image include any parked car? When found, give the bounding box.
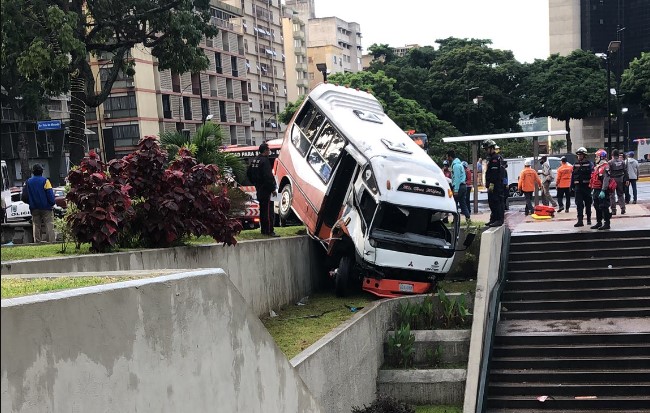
[53,187,67,209]
[7,188,31,222]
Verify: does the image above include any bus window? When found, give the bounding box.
[291,124,310,155]
[359,189,377,228]
[304,110,325,142]
[295,100,314,128]
[307,148,331,181]
[323,132,345,167]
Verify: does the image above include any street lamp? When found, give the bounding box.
[621,107,629,151]
[465,87,478,134]
[316,63,328,82]
[598,41,621,153]
[178,83,193,129]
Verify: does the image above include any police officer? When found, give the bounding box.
[590,149,612,230]
[482,139,505,227]
[571,147,593,227]
[248,142,278,237]
[608,149,628,215]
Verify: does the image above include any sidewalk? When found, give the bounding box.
[504,201,650,235]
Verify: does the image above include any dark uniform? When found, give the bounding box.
[571,158,593,226]
[608,157,628,214]
[486,152,505,225]
[249,155,277,235]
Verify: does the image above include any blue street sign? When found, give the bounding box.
[37,120,62,131]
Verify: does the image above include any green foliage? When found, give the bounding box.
[621,52,650,117]
[352,396,415,413]
[387,324,416,368]
[520,49,606,152]
[279,95,305,124]
[437,289,473,329]
[425,345,444,368]
[551,139,567,154]
[159,122,245,181]
[1,276,138,299]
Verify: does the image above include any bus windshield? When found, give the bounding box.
[370,203,457,251]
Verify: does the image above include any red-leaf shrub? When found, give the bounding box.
[66,151,133,252]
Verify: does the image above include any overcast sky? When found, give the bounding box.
[313,0,550,63]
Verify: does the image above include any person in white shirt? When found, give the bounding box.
[539,155,558,208]
[625,151,640,204]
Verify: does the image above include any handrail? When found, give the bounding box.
[475,227,511,413]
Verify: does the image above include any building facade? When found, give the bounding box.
[282,8,309,103]
[549,0,649,150]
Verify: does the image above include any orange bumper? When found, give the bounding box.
[362,277,433,298]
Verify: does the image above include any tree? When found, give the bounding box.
[521,50,606,152]
[6,0,218,166]
[621,52,650,117]
[159,122,244,181]
[278,95,305,124]
[551,139,567,154]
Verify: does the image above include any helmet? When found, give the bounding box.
[576,147,587,155]
[481,139,497,149]
[524,159,532,166]
[442,160,449,166]
[561,156,567,162]
[595,149,608,159]
[461,161,468,168]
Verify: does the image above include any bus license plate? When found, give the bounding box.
[399,283,414,293]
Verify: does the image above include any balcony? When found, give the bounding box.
[210,17,242,33]
[295,47,306,56]
[296,62,307,71]
[293,31,305,40]
[297,78,309,87]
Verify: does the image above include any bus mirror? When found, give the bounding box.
[463,232,476,248]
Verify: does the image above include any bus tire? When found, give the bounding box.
[508,183,521,198]
[335,255,353,297]
[279,184,293,221]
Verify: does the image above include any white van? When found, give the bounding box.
[274,83,474,298]
[504,156,562,194]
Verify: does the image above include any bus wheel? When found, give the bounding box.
[335,255,354,297]
[508,184,521,198]
[279,184,293,221]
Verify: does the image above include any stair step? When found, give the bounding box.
[377,369,466,405]
[493,333,650,346]
[486,394,650,410]
[503,276,650,290]
[489,369,650,383]
[506,265,650,280]
[509,236,650,252]
[510,229,650,243]
[500,307,650,320]
[501,296,650,311]
[487,382,650,397]
[489,356,650,370]
[501,286,650,301]
[508,256,649,271]
[492,343,650,358]
[509,246,650,260]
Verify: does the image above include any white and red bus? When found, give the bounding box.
[223,139,283,229]
[273,83,473,298]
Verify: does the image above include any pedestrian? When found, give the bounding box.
[462,161,472,216]
[625,151,639,204]
[539,155,558,207]
[518,159,542,216]
[247,142,278,237]
[476,158,483,186]
[571,147,593,227]
[589,149,612,230]
[502,160,509,211]
[482,139,505,227]
[447,150,471,224]
[555,156,572,213]
[608,149,628,215]
[442,160,452,183]
[21,164,55,242]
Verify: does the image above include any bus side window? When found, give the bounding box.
[323,131,345,167]
[291,124,310,156]
[295,100,314,129]
[307,148,330,182]
[304,110,325,142]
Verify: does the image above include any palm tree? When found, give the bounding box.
[159,122,245,180]
[551,139,567,154]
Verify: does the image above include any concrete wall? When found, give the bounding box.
[1,270,323,413]
[463,226,508,413]
[1,237,323,317]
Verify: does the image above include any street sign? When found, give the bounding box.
[37,120,62,131]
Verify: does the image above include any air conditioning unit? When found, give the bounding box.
[103,113,111,119]
[126,80,135,88]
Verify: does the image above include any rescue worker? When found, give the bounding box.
[248,142,278,237]
[442,160,452,183]
[590,149,612,230]
[571,147,593,227]
[608,149,628,215]
[482,139,504,227]
[518,159,542,216]
[539,155,558,208]
[555,156,573,213]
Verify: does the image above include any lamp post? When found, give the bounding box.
[465,87,478,134]
[602,41,621,153]
[178,83,193,130]
[621,107,629,151]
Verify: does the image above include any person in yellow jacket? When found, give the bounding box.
[555,156,573,212]
[518,159,542,216]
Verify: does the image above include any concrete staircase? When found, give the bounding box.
[485,229,650,412]
[377,329,470,405]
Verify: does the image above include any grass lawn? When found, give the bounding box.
[261,292,376,359]
[437,280,477,294]
[1,276,137,299]
[415,405,462,413]
[1,225,307,261]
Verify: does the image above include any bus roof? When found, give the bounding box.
[308,83,432,164]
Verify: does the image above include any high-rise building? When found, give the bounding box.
[549,0,649,150]
[306,17,363,90]
[282,8,310,102]
[224,0,287,144]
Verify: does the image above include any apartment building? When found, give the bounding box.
[306,17,363,90]
[392,44,421,57]
[87,1,250,159]
[282,8,309,102]
[549,0,649,150]
[221,0,287,145]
